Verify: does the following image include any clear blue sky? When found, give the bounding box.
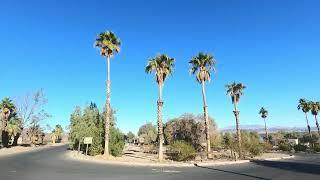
[1,0,320,133]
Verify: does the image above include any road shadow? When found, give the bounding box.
[251,160,320,175]
[195,164,271,180]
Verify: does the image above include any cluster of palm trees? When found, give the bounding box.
[298,99,320,137]
[94,30,249,160]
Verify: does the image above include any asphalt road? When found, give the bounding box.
[0,145,320,180]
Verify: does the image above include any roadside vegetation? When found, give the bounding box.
[0,90,55,148]
[69,103,125,156]
[2,30,320,164]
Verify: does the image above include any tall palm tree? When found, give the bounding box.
[95,31,121,157]
[0,97,16,147]
[310,101,320,135]
[145,54,175,161]
[297,98,312,137]
[189,52,216,158]
[259,107,269,142]
[226,82,246,158]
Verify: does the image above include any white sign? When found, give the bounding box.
[83,137,93,144]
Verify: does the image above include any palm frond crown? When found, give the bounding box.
[297,98,311,113]
[259,107,268,118]
[0,97,16,116]
[189,52,216,83]
[95,31,121,57]
[310,101,320,116]
[226,82,246,104]
[145,54,175,85]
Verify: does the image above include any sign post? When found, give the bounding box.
[83,137,93,156]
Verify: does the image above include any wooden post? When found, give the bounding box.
[86,144,89,156]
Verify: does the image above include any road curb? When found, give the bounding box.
[195,160,250,167]
[256,155,295,161]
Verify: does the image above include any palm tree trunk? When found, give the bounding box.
[157,83,164,161]
[263,118,268,142]
[233,102,242,159]
[305,113,312,138]
[1,118,9,147]
[104,56,111,157]
[12,132,21,146]
[201,81,211,158]
[314,115,320,136]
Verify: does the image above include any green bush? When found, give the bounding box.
[249,143,265,156]
[279,143,292,151]
[293,144,307,152]
[167,141,196,161]
[109,127,125,157]
[312,144,320,152]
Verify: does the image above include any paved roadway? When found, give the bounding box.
[0,145,320,180]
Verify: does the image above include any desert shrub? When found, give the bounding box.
[138,123,157,144]
[312,144,320,152]
[294,144,307,152]
[263,142,273,152]
[211,133,223,151]
[109,127,125,157]
[279,143,292,151]
[142,144,157,154]
[249,143,265,156]
[164,113,217,152]
[241,131,265,156]
[167,141,196,161]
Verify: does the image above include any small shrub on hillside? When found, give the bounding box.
[293,144,307,152]
[249,143,265,156]
[279,143,292,152]
[167,141,196,161]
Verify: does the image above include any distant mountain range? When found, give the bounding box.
[219,124,315,134]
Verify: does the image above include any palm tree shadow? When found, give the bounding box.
[250,160,320,175]
[195,164,271,180]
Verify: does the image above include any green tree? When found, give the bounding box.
[138,123,157,145]
[69,103,124,156]
[95,31,121,157]
[0,97,16,147]
[163,113,217,152]
[53,124,64,142]
[7,118,22,142]
[310,101,320,135]
[226,82,246,158]
[189,52,216,158]
[259,107,269,142]
[27,125,43,144]
[126,131,135,143]
[109,127,125,156]
[145,54,175,161]
[298,98,312,137]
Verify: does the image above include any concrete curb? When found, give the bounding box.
[195,160,250,167]
[255,155,295,161]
